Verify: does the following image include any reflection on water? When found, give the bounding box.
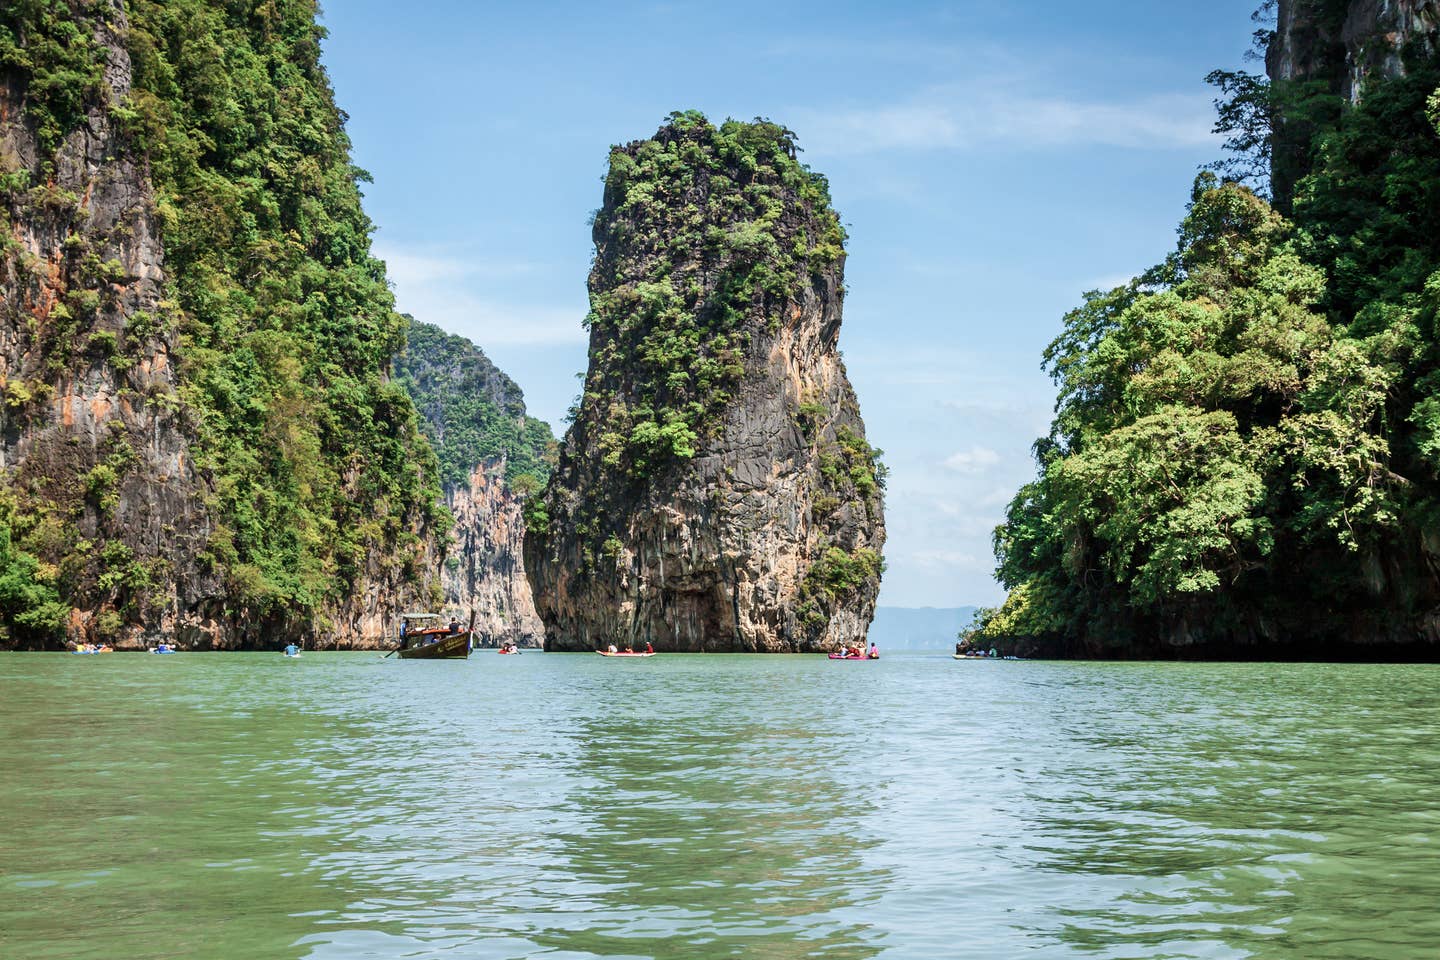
[1015,665,1440,959]
[2,654,1439,959]
[531,668,888,958]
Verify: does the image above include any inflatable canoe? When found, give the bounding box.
[828,653,878,660]
[596,650,655,657]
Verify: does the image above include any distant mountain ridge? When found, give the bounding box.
[869,606,977,650]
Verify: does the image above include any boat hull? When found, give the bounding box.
[596,651,655,658]
[397,631,471,659]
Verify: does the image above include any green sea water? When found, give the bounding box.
[2,652,1438,959]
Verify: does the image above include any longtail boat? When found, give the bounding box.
[394,613,471,660]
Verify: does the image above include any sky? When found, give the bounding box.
[318,0,1262,608]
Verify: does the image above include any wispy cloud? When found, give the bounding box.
[943,446,1002,474]
[375,244,586,347]
[794,87,1216,157]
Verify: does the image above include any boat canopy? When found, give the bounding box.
[401,612,440,619]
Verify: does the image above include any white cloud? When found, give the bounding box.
[943,446,1002,474]
[794,87,1216,157]
[375,243,587,347]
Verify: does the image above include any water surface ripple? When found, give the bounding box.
[2,654,1437,958]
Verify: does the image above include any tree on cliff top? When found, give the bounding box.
[979,176,1406,652]
[977,8,1440,652]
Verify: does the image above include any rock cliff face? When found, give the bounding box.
[393,320,553,647]
[525,115,885,653]
[1,1,444,649]
[1269,0,1440,199]
[1271,0,1439,98]
[442,460,546,647]
[0,3,221,648]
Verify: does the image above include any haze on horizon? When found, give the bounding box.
[318,0,1258,609]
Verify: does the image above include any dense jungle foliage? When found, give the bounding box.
[393,319,555,492]
[2,0,446,631]
[971,24,1440,654]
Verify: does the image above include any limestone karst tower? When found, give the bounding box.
[525,113,886,652]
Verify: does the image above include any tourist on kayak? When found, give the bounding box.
[869,642,878,659]
[645,642,654,654]
[607,643,618,654]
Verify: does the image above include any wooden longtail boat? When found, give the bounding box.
[393,612,471,660]
[397,630,471,659]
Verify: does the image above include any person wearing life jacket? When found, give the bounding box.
[645,642,654,654]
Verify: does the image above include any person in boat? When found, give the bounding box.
[449,616,461,634]
[645,641,654,654]
[607,643,618,654]
[284,642,299,656]
[868,642,879,659]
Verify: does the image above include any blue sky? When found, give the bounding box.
[319,0,1260,608]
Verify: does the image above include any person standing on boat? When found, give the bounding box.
[449,616,461,634]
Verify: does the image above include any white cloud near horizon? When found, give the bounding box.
[795,87,1216,157]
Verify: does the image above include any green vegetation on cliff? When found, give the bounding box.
[2,0,444,628]
[127,0,446,612]
[393,318,555,491]
[583,110,846,476]
[973,20,1440,654]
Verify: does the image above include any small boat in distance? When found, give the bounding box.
[394,613,471,660]
[596,648,655,658]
